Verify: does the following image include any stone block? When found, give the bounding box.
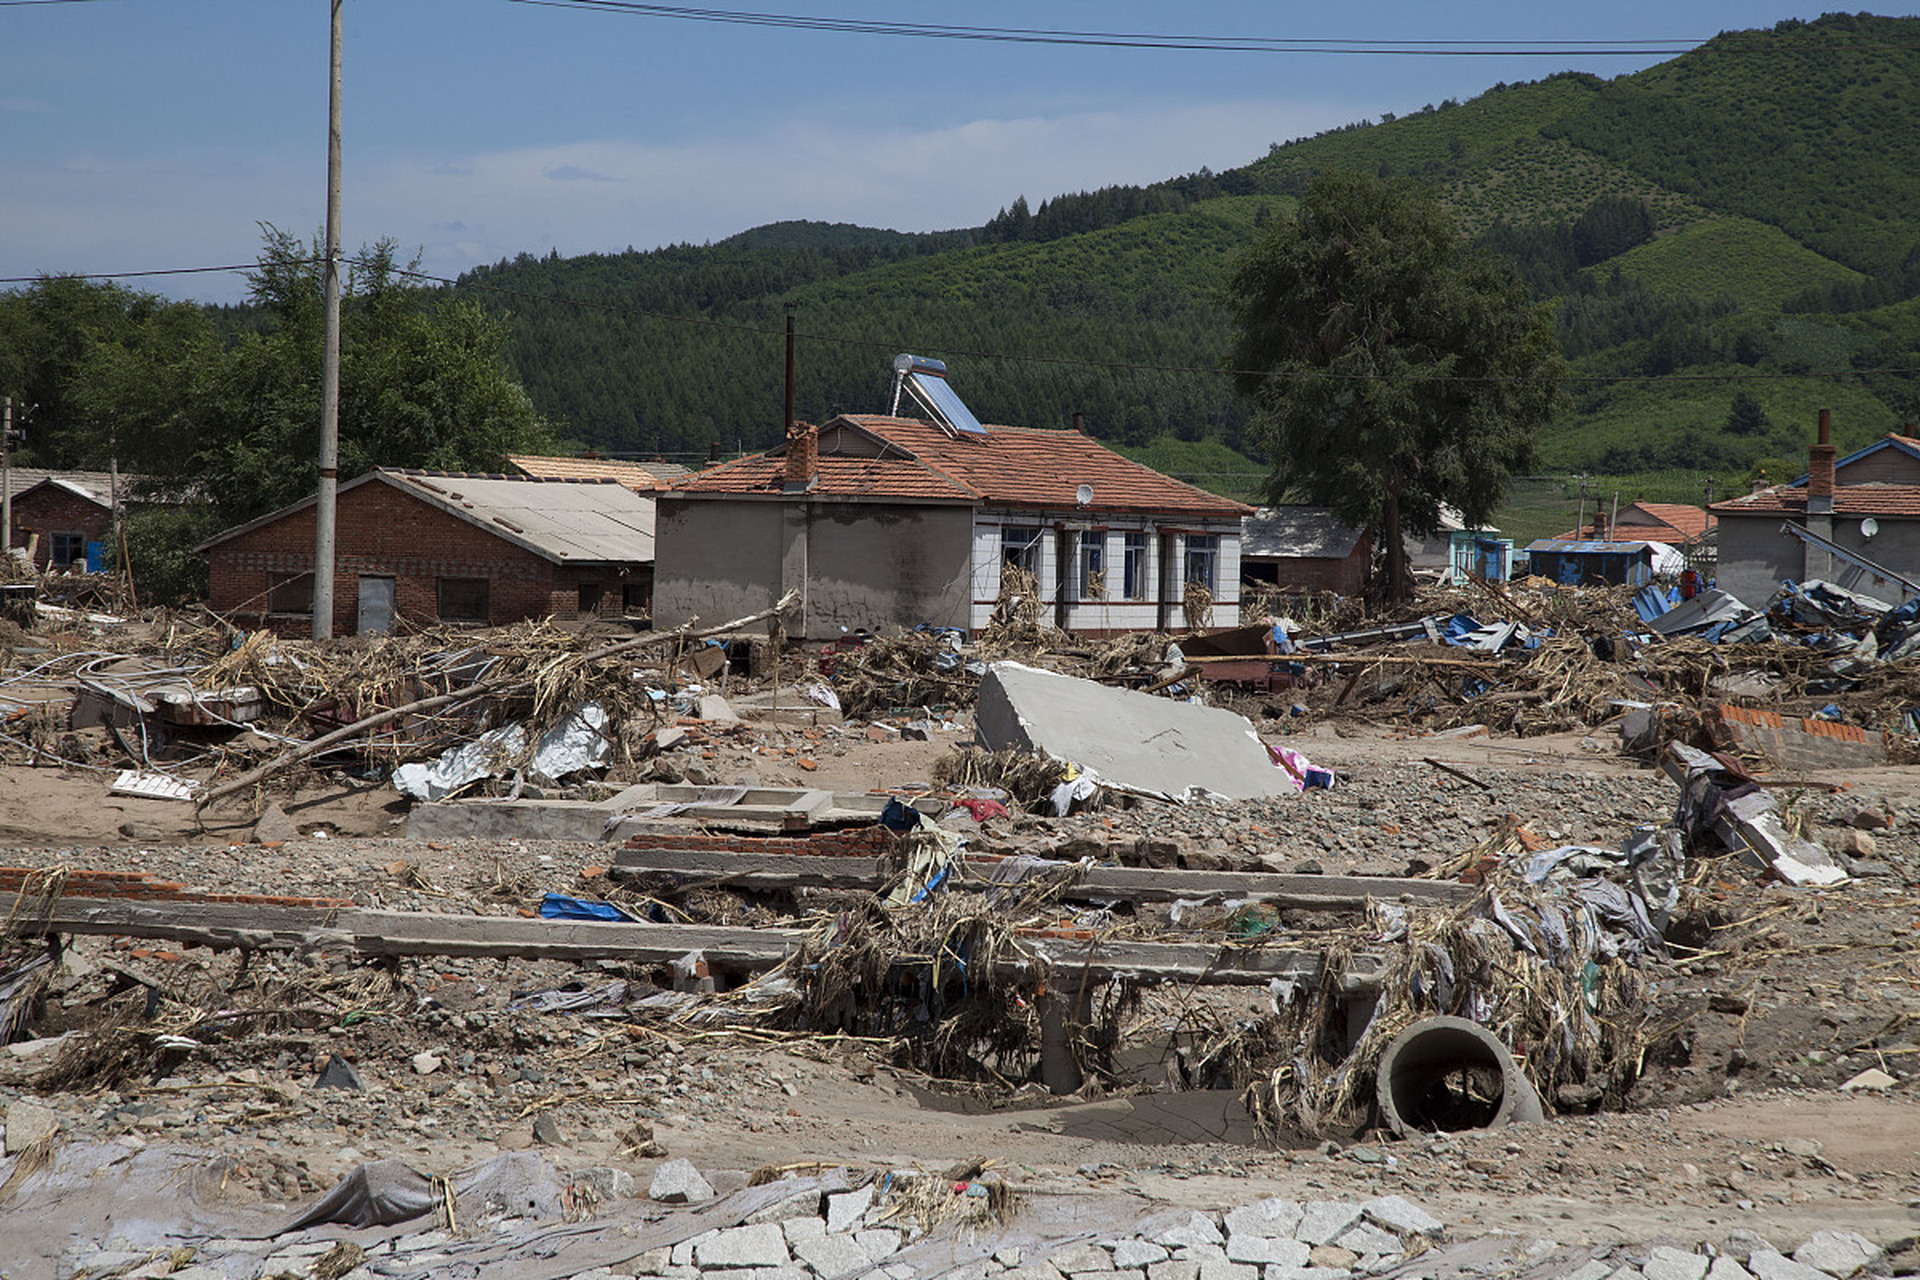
[826,1185,874,1234]
[3,1100,58,1155]
[793,1232,870,1278]
[1331,1225,1399,1259]
[1112,1241,1170,1269]
[1226,1237,1309,1267]
[1050,1245,1114,1274]
[1706,1259,1755,1280]
[1744,1253,1828,1280]
[649,1158,714,1204]
[783,1217,828,1246]
[614,1246,672,1276]
[1224,1199,1304,1241]
[1152,1213,1225,1250]
[856,1229,903,1260]
[1791,1232,1881,1277]
[695,1225,792,1271]
[1358,1195,1443,1238]
[1146,1262,1200,1280]
[1295,1204,1362,1248]
[1195,1262,1257,1280]
[1642,1247,1709,1280]
[744,1186,826,1226]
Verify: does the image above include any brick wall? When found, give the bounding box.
[205,478,620,636]
[10,487,111,569]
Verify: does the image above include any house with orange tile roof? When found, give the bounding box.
[654,413,1252,639]
[508,454,672,491]
[1709,415,1920,605]
[1554,501,1715,550]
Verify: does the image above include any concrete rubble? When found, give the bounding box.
[7,1150,1913,1280]
[0,571,1915,1278]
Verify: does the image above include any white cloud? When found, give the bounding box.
[0,96,1357,302]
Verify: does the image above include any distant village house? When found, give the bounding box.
[197,468,656,636]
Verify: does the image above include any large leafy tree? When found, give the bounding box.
[1224,172,1568,602]
[82,227,558,524]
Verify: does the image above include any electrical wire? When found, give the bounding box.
[500,3,1920,56]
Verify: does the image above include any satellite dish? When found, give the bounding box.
[1075,483,1094,507]
[1862,517,1879,539]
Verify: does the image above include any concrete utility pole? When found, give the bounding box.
[2,397,12,562]
[313,0,344,639]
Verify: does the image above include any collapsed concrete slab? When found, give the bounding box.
[405,783,912,841]
[1663,743,1846,887]
[974,661,1298,803]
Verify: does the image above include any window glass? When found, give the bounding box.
[1122,532,1149,599]
[267,572,314,615]
[1184,534,1219,593]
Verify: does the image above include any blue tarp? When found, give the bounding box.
[539,893,631,923]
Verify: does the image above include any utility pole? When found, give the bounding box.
[2,397,12,563]
[1574,473,1589,537]
[313,0,343,639]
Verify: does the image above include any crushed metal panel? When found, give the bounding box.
[973,661,1296,803]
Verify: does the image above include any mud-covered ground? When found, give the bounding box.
[0,711,1915,1261]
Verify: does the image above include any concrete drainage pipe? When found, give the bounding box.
[1375,1015,1545,1137]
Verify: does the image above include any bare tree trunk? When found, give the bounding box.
[1381,488,1412,604]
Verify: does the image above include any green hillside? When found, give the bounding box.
[436,12,1920,513]
[1597,218,1862,313]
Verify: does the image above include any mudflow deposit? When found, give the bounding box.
[0,580,1915,1280]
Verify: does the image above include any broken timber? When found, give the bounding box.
[608,849,1469,909]
[0,894,1386,992]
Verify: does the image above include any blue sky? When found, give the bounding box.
[3,1,1912,304]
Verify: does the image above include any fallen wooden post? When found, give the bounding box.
[1,893,1387,991]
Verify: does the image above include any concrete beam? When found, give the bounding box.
[2,894,1384,990]
[609,848,1470,909]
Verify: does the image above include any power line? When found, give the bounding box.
[499,2,1920,55]
[8,256,1919,388]
[502,2,1709,56]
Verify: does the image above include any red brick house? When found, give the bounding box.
[1239,506,1371,597]
[196,469,656,636]
[7,475,115,570]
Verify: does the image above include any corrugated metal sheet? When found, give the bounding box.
[393,472,654,563]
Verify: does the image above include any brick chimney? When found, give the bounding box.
[1807,408,1836,516]
[1593,508,1609,539]
[783,422,818,491]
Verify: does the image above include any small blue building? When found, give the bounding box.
[1523,539,1685,587]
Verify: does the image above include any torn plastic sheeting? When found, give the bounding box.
[1268,744,1334,791]
[281,1152,565,1234]
[393,702,609,802]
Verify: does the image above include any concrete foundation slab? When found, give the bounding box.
[974,662,1295,803]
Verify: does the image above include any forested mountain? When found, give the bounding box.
[431,12,1920,508]
[6,13,1917,523]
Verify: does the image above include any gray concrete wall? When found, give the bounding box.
[653,499,786,627]
[653,496,972,638]
[801,502,972,635]
[1715,513,1920,606]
